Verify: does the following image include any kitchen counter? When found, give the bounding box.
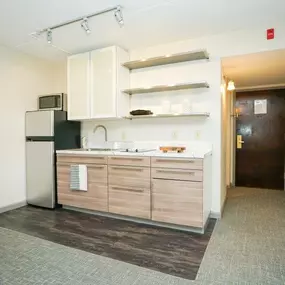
[56,149,212,159]
[56,146,212,232]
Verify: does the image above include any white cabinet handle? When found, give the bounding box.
[111,186,144,193]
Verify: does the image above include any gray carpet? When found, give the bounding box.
[1,187,285,284]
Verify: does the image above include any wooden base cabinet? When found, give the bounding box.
[150,156,211,229]
[56,154,212,231]
[151,179,203,227]
[108,156,151,219]
[109,187,151,219]
[57,156,108,212]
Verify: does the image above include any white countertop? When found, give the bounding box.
[56,149,212,159]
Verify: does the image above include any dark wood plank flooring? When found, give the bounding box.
[0,206,215,280]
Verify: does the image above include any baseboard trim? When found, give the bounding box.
[210,211,221,219]
[0,201,27,214]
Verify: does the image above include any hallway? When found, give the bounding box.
[1,187,285,284]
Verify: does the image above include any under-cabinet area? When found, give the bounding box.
[56,152,212,232]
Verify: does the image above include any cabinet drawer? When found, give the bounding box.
[88,165,107,184]
[108,165,150,189]
[108,165,150,179]
[151,179,203,228]
[151,157,203,170]
[109,186,150,219]
[151,168,202,182]
[57,164,107,184]
[108,156,150,167]
[58,193,107,212]
[57,154,107,165]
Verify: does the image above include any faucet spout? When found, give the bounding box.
[93,125,108,142]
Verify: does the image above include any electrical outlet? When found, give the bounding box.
[195,130,201,140]
[121,131,126,141]
[172,131,178,140]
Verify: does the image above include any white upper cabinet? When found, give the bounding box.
[67,46,129,120]
[67,52,90,120]
[91,47,116,118]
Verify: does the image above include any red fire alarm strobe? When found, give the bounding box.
[267,28,274,40]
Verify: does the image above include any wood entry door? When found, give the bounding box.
[235,89,285,190]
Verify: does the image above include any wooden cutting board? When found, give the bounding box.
[159,146,186,153]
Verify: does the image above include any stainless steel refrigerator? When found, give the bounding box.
[26,110,81,208]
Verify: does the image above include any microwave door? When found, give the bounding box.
[25,111,54,137]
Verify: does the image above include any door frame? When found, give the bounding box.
[230,91,236,187]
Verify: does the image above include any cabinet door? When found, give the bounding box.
[67,52,90,120]
[57,163,108,212]
[90,47,117,118]
[152,179,203,227]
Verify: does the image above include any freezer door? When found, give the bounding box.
[26,141,55,208]
[26,111,54,137]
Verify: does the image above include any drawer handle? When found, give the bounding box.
[111,186,144,193]
[88,166,105,169]
[111,157,144,161]
[111,167,143,172]
[57,163,106,168]
[57,162,72,166]
[156,170,194,175]
[156,159,195,163]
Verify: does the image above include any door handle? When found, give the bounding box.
[237,135,244,149]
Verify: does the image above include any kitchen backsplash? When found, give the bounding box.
[81,118,212,151]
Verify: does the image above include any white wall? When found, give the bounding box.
[0,45,62,209]
[71,23,285,215]
[82,44,222,214]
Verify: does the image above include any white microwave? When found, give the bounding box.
[38,93,67,111]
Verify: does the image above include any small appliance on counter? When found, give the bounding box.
[38,93,67,111]
[25,110,81,209]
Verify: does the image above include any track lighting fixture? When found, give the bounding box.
[37,5,123,44]
[47,29,52,44]
[114,7,124,27]
[81,18,91,34]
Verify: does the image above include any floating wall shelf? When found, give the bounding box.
[124,112,210,120]
[122,49,209,70]
[122,81,209,95]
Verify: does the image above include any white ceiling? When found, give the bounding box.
[222,49,285,88]
[1,0,285,60]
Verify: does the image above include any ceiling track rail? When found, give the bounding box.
[37,5,121,34]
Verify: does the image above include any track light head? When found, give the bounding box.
[114,7,124,27]
[81,18,91,34]
[47,29,52,44]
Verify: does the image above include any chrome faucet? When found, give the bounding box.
[93,125,108,142]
